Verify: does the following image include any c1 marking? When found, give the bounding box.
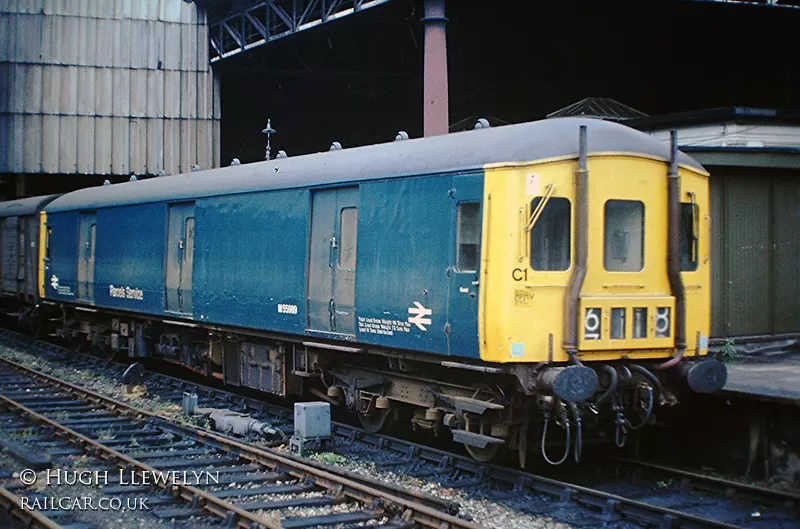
[512,268,528,282]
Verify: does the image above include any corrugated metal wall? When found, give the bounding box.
[0,0,220,177]
[710,167,800,338]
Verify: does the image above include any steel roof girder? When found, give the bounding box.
[297,0,321,27]
[208,0,394,63]
[270,1,296,32]
[221,19,245,51]
[244,11,268,40]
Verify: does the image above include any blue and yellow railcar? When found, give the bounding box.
[28,117,726,465]
[0,194,60,330]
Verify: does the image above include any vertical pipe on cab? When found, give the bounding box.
[564,125,588,365]
[657,130,687,370]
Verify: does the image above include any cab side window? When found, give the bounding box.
[530,197,571,271]
[680,203,699,271]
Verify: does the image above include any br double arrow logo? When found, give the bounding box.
[407,301,432,331]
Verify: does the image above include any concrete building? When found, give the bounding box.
[0,0,220,198]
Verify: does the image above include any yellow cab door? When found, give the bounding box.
[577,157,675,359]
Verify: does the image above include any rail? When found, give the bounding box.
[2,329,796,528]
[0,354,479,529]
[607,456,798,511]
[0,486,65,529]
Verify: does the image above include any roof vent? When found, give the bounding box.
[330,142,342,151]
[230,158,241,166]
[474,118,490,130]
[129,175,138,182]
[103,179,111,186]
[276,150,288,159]
[395,131,409,141]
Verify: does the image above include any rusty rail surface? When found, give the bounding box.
[0,354,479,529]
[0,486,65,529]
[2,330,794,528]
[606,456,799,511]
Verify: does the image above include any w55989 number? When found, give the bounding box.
[277,304,298,314]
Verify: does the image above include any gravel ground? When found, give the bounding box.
[692,466,800,495]
[300,447,574,529]
[3,341,799,528]
[0,345,191,423]
[0,343,582,528]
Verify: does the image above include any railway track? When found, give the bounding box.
[0,351,475,528]
[604,456,799,513]
[1,329,798,528]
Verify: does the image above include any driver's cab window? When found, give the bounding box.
[604,200,644,272]
[530,197,571,271]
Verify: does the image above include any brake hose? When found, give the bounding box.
[625,385,654,431]
[594,365,618,409]
[569,402,582,463]
[541,406,571,466]
[629,364,662,403]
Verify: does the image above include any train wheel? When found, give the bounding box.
[29,308,43,340]
[71,333,89,353]
[358,408,393,434]
[459,384,509,463]
[465,443,502,463]
[61,328,83,352]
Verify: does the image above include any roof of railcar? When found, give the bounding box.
[0,194,61,218]
[45,117,706,212]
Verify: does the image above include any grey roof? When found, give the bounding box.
[45,117,705,213]
[0,194,61,218]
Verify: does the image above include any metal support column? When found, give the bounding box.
[422,0,449,137]
[15,175,25,199]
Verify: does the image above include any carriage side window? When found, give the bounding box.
[46,227,52,260]
[456,203,480,272]
[184,218,194,263]
[680,202,699,271]
[604,200,644,272]
[530,197,571,271]
[339,207,358,270]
